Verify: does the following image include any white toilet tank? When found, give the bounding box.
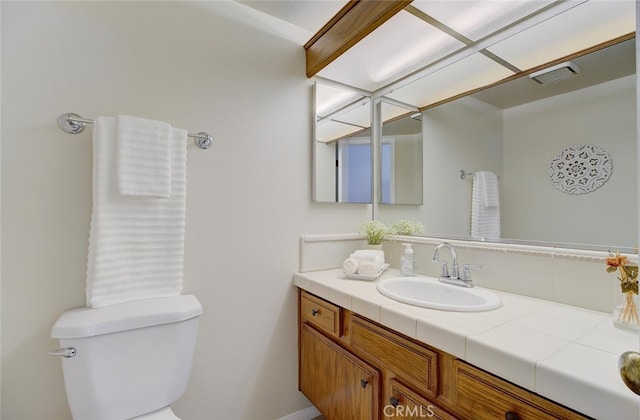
[51,295,202,420]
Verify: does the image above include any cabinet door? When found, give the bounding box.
[300,323,380,420]
[349,314,438,398]
[385,380,457,420]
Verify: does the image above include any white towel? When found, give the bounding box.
[352,249,385,265]
[342,258,358,275]
[117,115,172,198]
[478,171,499,207]
[471,171,500,239]
[86,116,188,308]
[358,262,380,278]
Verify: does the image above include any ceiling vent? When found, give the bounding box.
[529,61,581,85]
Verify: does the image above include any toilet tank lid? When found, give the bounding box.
[51,295,202,339]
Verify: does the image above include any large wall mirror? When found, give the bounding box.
[377,37,637,252]
[313,81,372,203]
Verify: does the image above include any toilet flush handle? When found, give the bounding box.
[48,347,76,358]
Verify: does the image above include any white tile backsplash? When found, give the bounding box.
[552,256,613,312]
[299,234,615,313]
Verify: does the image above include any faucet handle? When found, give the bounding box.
[451,262,459,279]
[462,264,482,281]
[439,260,449,278]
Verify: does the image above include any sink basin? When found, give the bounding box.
[377,276,502,312]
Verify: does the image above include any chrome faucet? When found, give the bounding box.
[432,242,481,288]
[432,242,458,279]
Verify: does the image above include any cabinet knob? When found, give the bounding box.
[390,396,399,407]
[505,412,520,420]
[311,308,320,316]
[360,379,368,388]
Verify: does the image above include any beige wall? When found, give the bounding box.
[1,2,371,419]
[502,75,636,246]
[392,133,422,204]
[417,97,504,236]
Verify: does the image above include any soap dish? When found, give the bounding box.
[345,264,389,281]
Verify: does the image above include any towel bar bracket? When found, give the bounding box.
[58,113,87,135]
[460,170,474,180]
[194,132,213,149]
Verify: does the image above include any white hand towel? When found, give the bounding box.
[117,115,172,198]
[342,258,359,275]
[358,261,380,278]
[471,171,500,239]
[86,116,188,308]
[477,171,499,208]
[353,249,385,265]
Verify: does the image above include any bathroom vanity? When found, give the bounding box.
[295,269,638,419]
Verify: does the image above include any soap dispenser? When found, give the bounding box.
[400,243,416,276]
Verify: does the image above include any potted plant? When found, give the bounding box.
[360,220,395,248]
[392,220,424,236]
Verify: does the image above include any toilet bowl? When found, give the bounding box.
[50,295,202,420]
[131,406,180,420]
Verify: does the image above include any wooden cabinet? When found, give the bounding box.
[450,360,586,420]
[300,291,341,339]
[349,315,438,398]
[386,380,457,420]
[300,323,379,420]
[298,289,588,420]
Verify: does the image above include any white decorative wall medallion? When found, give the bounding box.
[547,144,612,195]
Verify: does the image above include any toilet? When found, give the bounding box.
[50,295,202,420]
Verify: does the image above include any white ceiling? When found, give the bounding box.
[324,0,634,99]
[235,0,635,141]
[236,0,348,34]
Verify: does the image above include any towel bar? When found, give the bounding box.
[460,170,474,180]
[460,170,500,180]
[58,113,213,150]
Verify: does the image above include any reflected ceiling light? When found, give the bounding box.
[411,0,553,41]
[317,99,370,126]
[316,84,363,117]
[487,0,635,70]
[370,33,463,83]
[529,61,581,84]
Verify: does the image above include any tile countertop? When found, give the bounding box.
[293,268,640,420]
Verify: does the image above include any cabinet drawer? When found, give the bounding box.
[386,380,456,420]
[349,315,438,397]
[300,291,341,338]
[453,360,587,420]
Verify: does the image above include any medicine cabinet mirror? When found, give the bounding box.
[379,100,423,205]
[312,81,372,203]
